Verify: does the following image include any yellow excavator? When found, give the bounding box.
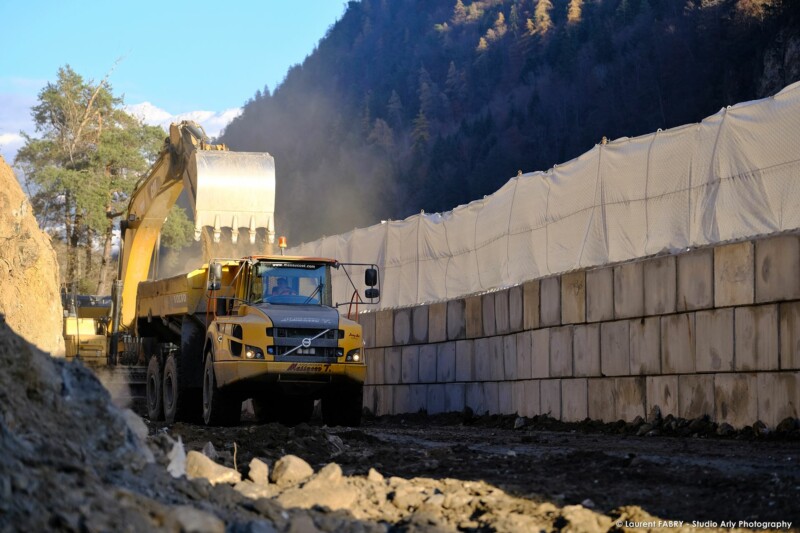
[63,121,379,426]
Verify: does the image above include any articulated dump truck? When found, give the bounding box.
[62,120,380,426]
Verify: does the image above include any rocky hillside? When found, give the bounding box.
[0,156,63,355]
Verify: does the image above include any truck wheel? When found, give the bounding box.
[146,355,163,421]
[202,354,239,426]
[322,385,363,427]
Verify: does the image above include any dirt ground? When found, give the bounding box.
[153,410,800,529]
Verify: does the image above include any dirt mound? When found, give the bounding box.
[0,156,63,355]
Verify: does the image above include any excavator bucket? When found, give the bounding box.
[186,150,276,244]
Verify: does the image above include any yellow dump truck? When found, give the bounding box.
[138,255,379,426]
[62,120,380,426]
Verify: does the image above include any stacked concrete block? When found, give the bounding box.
[393,308,412,345]
[495,290,510,335]
[523,280,540,330]
[540,379,561,419]
[561,271,586,324]
[445,383,466,413]
[573,324,601,377]
[410,384,428,413]
[615,377,646,421]
[678,374,714,419]
[360,312,377,348]
[365,348,384,385]
[513,381,526,417]
[588,378,616,422]
[614,262,644,319]
[465,296,483,339]
[549,326,573,377]
[418,344,438,383]
[490,336,505,381]
[561,378,588,422]
[376,386,394,416]
[498,382,514,414]
[695,309,734,372]
[482,293,496,336]
[531,328,550,378]
[436,342,456,383]
[586,268,614,323]
[428,302,447,343]
[376,309,394,348]
[509,285,524,332]
[412,306,429,343]
[677,248,713,311]
[755,235,800,303]
[643,256,676,315]
[427,384,446,414]
[629,317,660,375]
[384,347,402,385]
[455,340,474,381]
[515,331,533,379]
[465,383,486,415]
[503,335,517,380]
[400,346,419,384]
[447,299,466,340]
[645,375,679,419]
[483,382,500,414]
[714,373,757,428]
[601,320,630,376]
[473,338,492,381]
[714,241,754,307]
[393,385,411,414]
[757,372,799,427]
[734,305,779,371]
[661,313,696,374]
[523,380,541,418]
[540,277,561,327]
[780,302,800,370]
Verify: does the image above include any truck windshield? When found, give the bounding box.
[250,262,332,306]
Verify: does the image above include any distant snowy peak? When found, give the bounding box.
[125,102,242,139]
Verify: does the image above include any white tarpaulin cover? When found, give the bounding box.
[289,81,800,310]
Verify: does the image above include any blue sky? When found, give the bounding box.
[0,0,348,160]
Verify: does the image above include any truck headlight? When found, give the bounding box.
[345,348,361,362]
[245,345,264,359]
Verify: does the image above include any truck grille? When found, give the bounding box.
[268,327,343,340]
[273,345,340,357]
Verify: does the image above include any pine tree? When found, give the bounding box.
[534,0,554,34]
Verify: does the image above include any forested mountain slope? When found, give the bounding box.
[220,0,800,244]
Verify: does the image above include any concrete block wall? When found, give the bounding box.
[362,233,800,428]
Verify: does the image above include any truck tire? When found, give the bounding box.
[162,353,202,424]
[146,355,163,421]
[202,353,239,426]
[322,385,363,427]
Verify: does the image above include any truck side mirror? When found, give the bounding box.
[208,262,222,291]
[365,268,378,287]
[365,288,380,299]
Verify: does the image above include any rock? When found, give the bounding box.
[367,468,384,483]
[753,420,770,437]
[122,409,149,441]
[581,498,596,509]
[248,458,270,485]
[326,434,345,455]
[166,505,225,533]
[303,463,343,491]
[716,423,735,436]
[390,484,426,510]
[776,417,799,433]
[277,483,359,511]
[167,436,187,478]
[636,423,654,436]
[688,416,710,433]
[202,442,218,461]
[233,520,279,533]
[234,480,276,500]
[270,455,314,487]
[647,405,662,422]
[186,450,242,485]
[514,417,526,429]
[559,504,612,533]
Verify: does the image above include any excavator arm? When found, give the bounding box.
[114,121,275,333]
